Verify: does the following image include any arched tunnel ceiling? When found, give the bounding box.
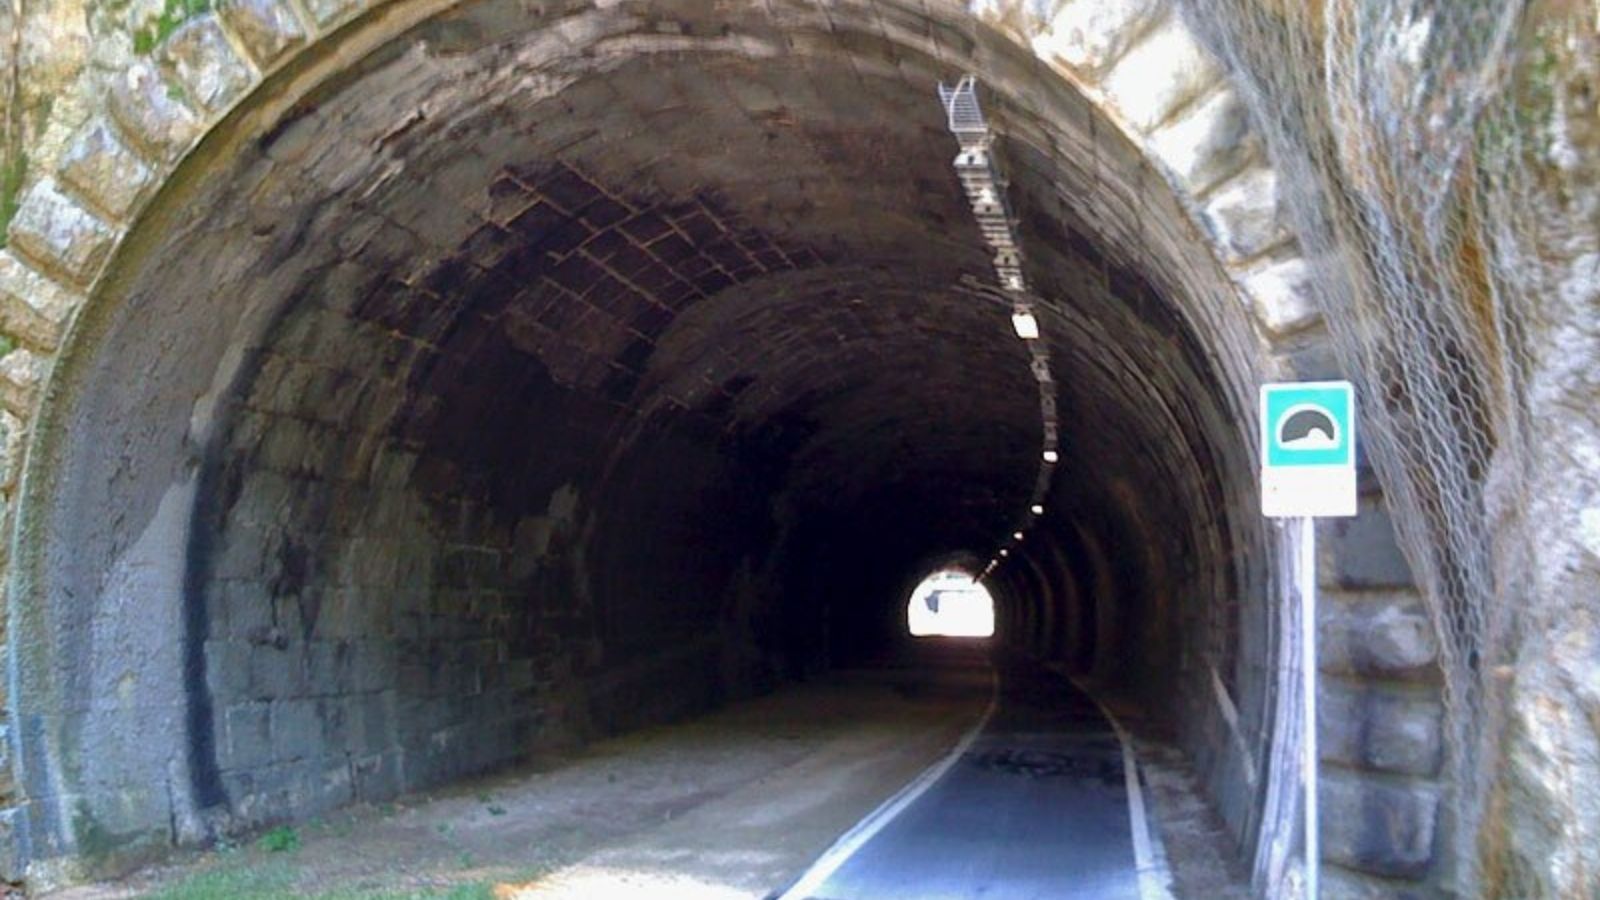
[56,0,1262,588]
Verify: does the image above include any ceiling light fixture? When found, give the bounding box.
[1042,449,1059,463]
[1011,309,1040,340]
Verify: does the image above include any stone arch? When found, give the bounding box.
[0,0,1444,894]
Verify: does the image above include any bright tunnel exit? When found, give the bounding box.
[907,571,995,638]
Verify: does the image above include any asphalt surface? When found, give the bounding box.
[785,652,1144,900]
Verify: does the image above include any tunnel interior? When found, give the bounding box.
[11,0,1277,868]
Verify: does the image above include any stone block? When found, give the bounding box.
[307,759,355,814]
[358,690,397,752]
[1099,15,1222,132]
[108,60,204,162]
[1146,86,1259,195]
[222,702,273,770]
[1201,166,1287,262]
[6,178,118,286]
[57,119,157,222]
[1279,335,1341,382]
[1319,592,1439,680]
[0,251,78,351]
[1321,771,1441,879]
[308,588,360,639]
[203,583,275,643]
[0,805,21,882]
[158,17,255,116]
[212,523,274,582]
[1034,0,1165,75]
[1240,256,1321,336]
[217,0,308,69]
[0,348,46,418]
[1320,680,1444,776]
[0,724,12,798]
[205,640,253,699]
[352,750,403,800]
[0,409,25,491]
[249,642,307,699]
[1321,502,1417,589]
[221,760,311,824]
[313,696,355,752]
[271,698,321,761]
[308,640,356,695]
[301,0,364,28]
[355,642,397,693]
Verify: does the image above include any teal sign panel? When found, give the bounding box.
[1261,382,1354,469]
[1260,380,1357,518]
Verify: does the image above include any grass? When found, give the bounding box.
[307,885,497,900]
[148,860,501,900]
[147,861,297,899]
[258,826,301,853]
[135,800,558,900]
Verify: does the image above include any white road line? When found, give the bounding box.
[775,668,1000,900]
[1070,675,1176,900]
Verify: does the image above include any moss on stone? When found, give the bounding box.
[132,0,214,56]
[70,799,117,858]
[0,147,28,249]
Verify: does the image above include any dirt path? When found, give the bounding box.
[49,664,990,900]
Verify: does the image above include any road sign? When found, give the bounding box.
[1260,380,1357,899]
[1260,381,1356,518]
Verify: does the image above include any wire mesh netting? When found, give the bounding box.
[1171,0,1599,895]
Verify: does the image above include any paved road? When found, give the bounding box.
[781,653,1148,900]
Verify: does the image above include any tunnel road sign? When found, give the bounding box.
[1259,380,1357,518]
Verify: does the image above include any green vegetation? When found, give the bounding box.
[147,861,296,899]
[132,0,215,56]
[130,802,559,899]
[151,871,499,900]
[257,825,301,853]
[0,148,27,249]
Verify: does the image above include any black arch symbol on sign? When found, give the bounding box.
[1278,405,1340,450]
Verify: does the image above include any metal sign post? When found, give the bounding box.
[1297,513,1318,900]
[1260,380,1357,899]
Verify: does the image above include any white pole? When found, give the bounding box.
[1298,515,1319,898]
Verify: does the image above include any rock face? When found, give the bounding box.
[1489,7,1600,894]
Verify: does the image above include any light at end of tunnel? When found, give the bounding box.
[1011,310,1040,340]
[908,571,995,638]
[1042,449,1059,463]
[1031,504,1044,515]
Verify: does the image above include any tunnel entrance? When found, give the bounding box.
[3,0,1296,885]
[906,571,994,639]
